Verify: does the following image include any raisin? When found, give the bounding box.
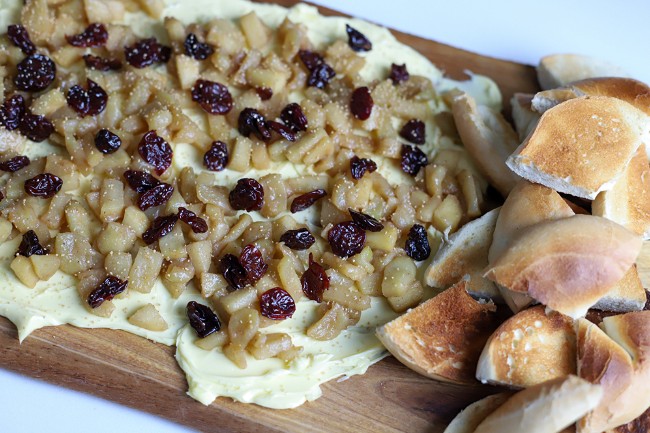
[186,301,221,337]
[15,54,56,92]
[137,182,174,211]
[7,25,36,55]
[0,94,26,131]
[66,23,108,47]
[280,102,308,132]
[405,224,431,261]
[389,63,410,85]
[266,120,296,142]
[0,155,30,172]
[260,287,296,320]
[349,155,377,180]
[229,178,264,212]
[400,119,425,144]
[94,129,121,154]
[239,244,268,285]
[401,144,428,176]
[191,79,233,115]
[346,24,372,52]
[24,173,62,198]
[280,228,315,250]
[328,221,366,258]
[18,112,53,142]
[142,213,179,244]
[125,38,171,68]
[219,254,248,290]
[350,86,373,120]
[17,230,49,257]
[184,33,214,60]
[203,141,228,171]
[301,253,329,302]
[138,130,173,175]
[123,170,160,193]
[66,79,107,117]
[87,276,128,308]
[66,85,89,116]
[290,189,327,213]
[83,54,122,71]
[255,87,273,101]
[178,206,208,233]
[349,209,384,232]
[238,108,271,141]
[298,50,335,89]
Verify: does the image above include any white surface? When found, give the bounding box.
[1,1,648,433]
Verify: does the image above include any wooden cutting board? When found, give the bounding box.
[0,1,613,432]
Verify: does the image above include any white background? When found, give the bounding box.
[1,1,649,432]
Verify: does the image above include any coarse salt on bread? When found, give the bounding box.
[473,375,603,433]
[511,93,540,141]
[485,215,642,319]
[376,278,504,384]
[506,96,650,199]
[476,305,576,388]
[443,393,512,433]
[537,54,630,90]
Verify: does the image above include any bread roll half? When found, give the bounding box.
[537,54,630,90]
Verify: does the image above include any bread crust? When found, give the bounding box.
[443,393,512,433]
[537,54,630,90]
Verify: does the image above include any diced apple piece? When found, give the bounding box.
[128,304,168,331]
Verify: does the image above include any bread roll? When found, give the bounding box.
[444,393,512,433]
[537,54,630,90]
[591,266,647,313]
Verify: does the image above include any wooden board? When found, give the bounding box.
[0,1,588,432]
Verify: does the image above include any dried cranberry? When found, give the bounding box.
[0,94,26,131]
[123,170,160,193]
[298,50,335,89]
[400,119,425,145]
[83,54,122,71]
[137,182,174,211]
[350,155,377,180]
[389,63,410,85]
[138,130,173,175]
[401,144,428,176]
[349,209,384,232]
[405,224,431,261]
[255,87,273,101]
[17,230,49,257]
[238,108,271,141]
[280,228,315,250]
[203,141,228,171]
[280,103,308,132]
[7,25,35,55]
[239,244,268,285]
[94,129,121,154]
[350,87,373,120]
[66,23,108,47]
[66,79,107,117]
[184,33,213,60]
[191,79,233,115]
[178,206,208,233]
[260,287,296,320]
[18,112,53,142]
[24,173,62,198]
[0,155,30,172]
[66,85,89,115]
[328,221,366,258]
[186,301,221,337]
[301,253,329,302]
[346,24,372,52]
[266,120,296,142]
[229,178,264,212]
[125,38,171,68]
[15,54,56,92]
[142,213,179,244]
[290,189,327,213]
[219,254,248,290]
[87,276,128,308]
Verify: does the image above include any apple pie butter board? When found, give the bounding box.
[1,0,647,432]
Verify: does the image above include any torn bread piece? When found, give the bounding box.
[444,393,513,433]
[608,406,650,433]
[593,146,650,240]
[591,266,647,313]
[425,207,502,302]
[537,54,630,90]
[376,278,505,384]
[511,93,540,141]
[451,92,520,196]
[486,215,642,319]
[473,375,603,433]
[476,305,576,388]
[506,96,650,199]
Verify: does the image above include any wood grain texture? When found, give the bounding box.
[3,1,640,433]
